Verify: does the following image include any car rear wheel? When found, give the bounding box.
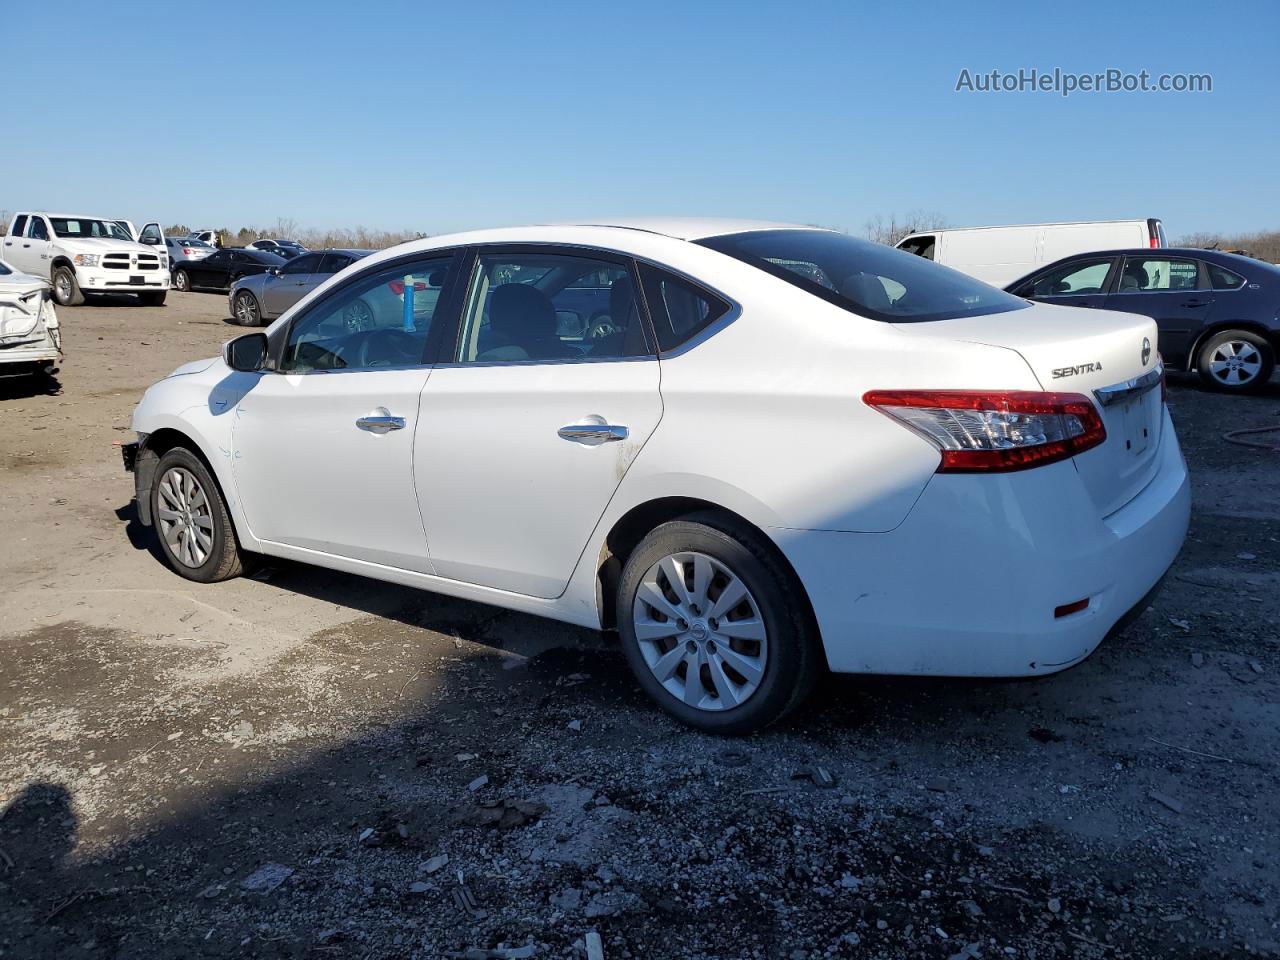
[233,291,262,326]
[616,514,820,734]
[52,266,84,306]
[1197,330,1275,392]
[173,269,191,292]
[150,447,245,583]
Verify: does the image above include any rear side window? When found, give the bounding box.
[1208,263,1246,290]
[637,263,730,352]
[698,229,1027,324]
[1117,257,1203,292]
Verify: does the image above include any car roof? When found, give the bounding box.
[1048,248,1275,268]
[555,217,819,241]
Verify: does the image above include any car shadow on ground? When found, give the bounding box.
[0,370,61,400]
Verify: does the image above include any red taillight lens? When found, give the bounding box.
[183,247,194,255]
[862,390,1107,473]
[387,280,429,295]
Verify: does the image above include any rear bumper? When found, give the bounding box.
[777,408,1191,677]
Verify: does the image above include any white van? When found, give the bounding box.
[896,219,1166,287]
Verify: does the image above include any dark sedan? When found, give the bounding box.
[172,248,286,294]
[1007,249,1280,392]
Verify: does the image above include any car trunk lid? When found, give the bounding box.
[898,302,1164,516]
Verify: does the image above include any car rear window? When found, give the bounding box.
[697,229,1028,323]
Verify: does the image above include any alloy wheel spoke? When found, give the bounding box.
[716,617,766,641]
[659,556,694,609]
[708,656,741,705]
[635,618,682,642]
[650,644,687,681]
[708,576,748,620]
[714,644,764,686]
[637,580,685,623]
[682,652,705,706]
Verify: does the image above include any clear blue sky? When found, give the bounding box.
[6,0,1278,238]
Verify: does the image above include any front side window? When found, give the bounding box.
[1026,258,1113,297]
[456,252,650,363]
[1208,263,1246,290]
[281,255,455,372]
[28,218,49,241]
[1117,257,1203,292]
[699,229,1027,323]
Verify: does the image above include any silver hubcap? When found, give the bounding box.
[157,467,214,567]
[55,273,70,300]
[632,552,768,711]
[1209,340,1262,385]
[236,295,257,323]
[176,272,188,290]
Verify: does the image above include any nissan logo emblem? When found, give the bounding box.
[1141,337,1151,365]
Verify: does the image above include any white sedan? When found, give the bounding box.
[123,220,1190,733]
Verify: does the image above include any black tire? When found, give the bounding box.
[150,447,245,583]
[173,269,191,292]
[140,291,167,307]
[233,290,262,326]
[51,266,85,306]
[1196,330,1275,393]
[616,513,821,735]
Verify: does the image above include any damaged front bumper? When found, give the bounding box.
[120,434,157,526]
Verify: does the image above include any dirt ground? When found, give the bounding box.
[1,291,1278,960]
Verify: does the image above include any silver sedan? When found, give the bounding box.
[228,249,371,326]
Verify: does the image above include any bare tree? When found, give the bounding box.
[863,210,950,246]
[1176,228,1280,263]
[0,211,9,236]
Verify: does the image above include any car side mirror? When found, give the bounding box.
[224,332,268,372]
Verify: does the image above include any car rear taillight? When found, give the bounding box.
[862,390,1106,473]
[183,247,195,255]
[388,279,429,295]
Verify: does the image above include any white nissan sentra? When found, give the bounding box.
[124,220,1190,733]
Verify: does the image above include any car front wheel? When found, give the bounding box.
[1197,330,1275,392]
[616,514,820,734]
[52,266,85,306]
[150,447,245,583]
[173,269,191,292]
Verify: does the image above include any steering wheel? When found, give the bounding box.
[356,329,421,368]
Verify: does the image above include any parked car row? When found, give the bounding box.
[895,218,1280,393]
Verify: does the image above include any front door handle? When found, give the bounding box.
[558,416,628,446]
[356,413,406,434]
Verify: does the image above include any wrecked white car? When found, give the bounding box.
[0,262,61,377]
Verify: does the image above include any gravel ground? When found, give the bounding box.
[1,291,1278,959]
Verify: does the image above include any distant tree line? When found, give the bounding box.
[162,217,428,250]
[1175,229,1280,263]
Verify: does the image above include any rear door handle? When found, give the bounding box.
[1180,300,1209,308]
[558,417,628,446]
[356,413,406,434]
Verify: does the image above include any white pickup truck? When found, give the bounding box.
[1,212,169,306]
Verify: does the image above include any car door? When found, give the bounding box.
[1103,255,1213,362]
[1011,256,1117,310]
[261,252,322,315]
[189,249,225,287]
[414,246,663,599]
[231,251,462,571]
[12,216,54,277]
[137,222,166,265]
[2,215,36,273]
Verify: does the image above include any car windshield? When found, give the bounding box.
[49,218,134,241]
[697,229,1028,323]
